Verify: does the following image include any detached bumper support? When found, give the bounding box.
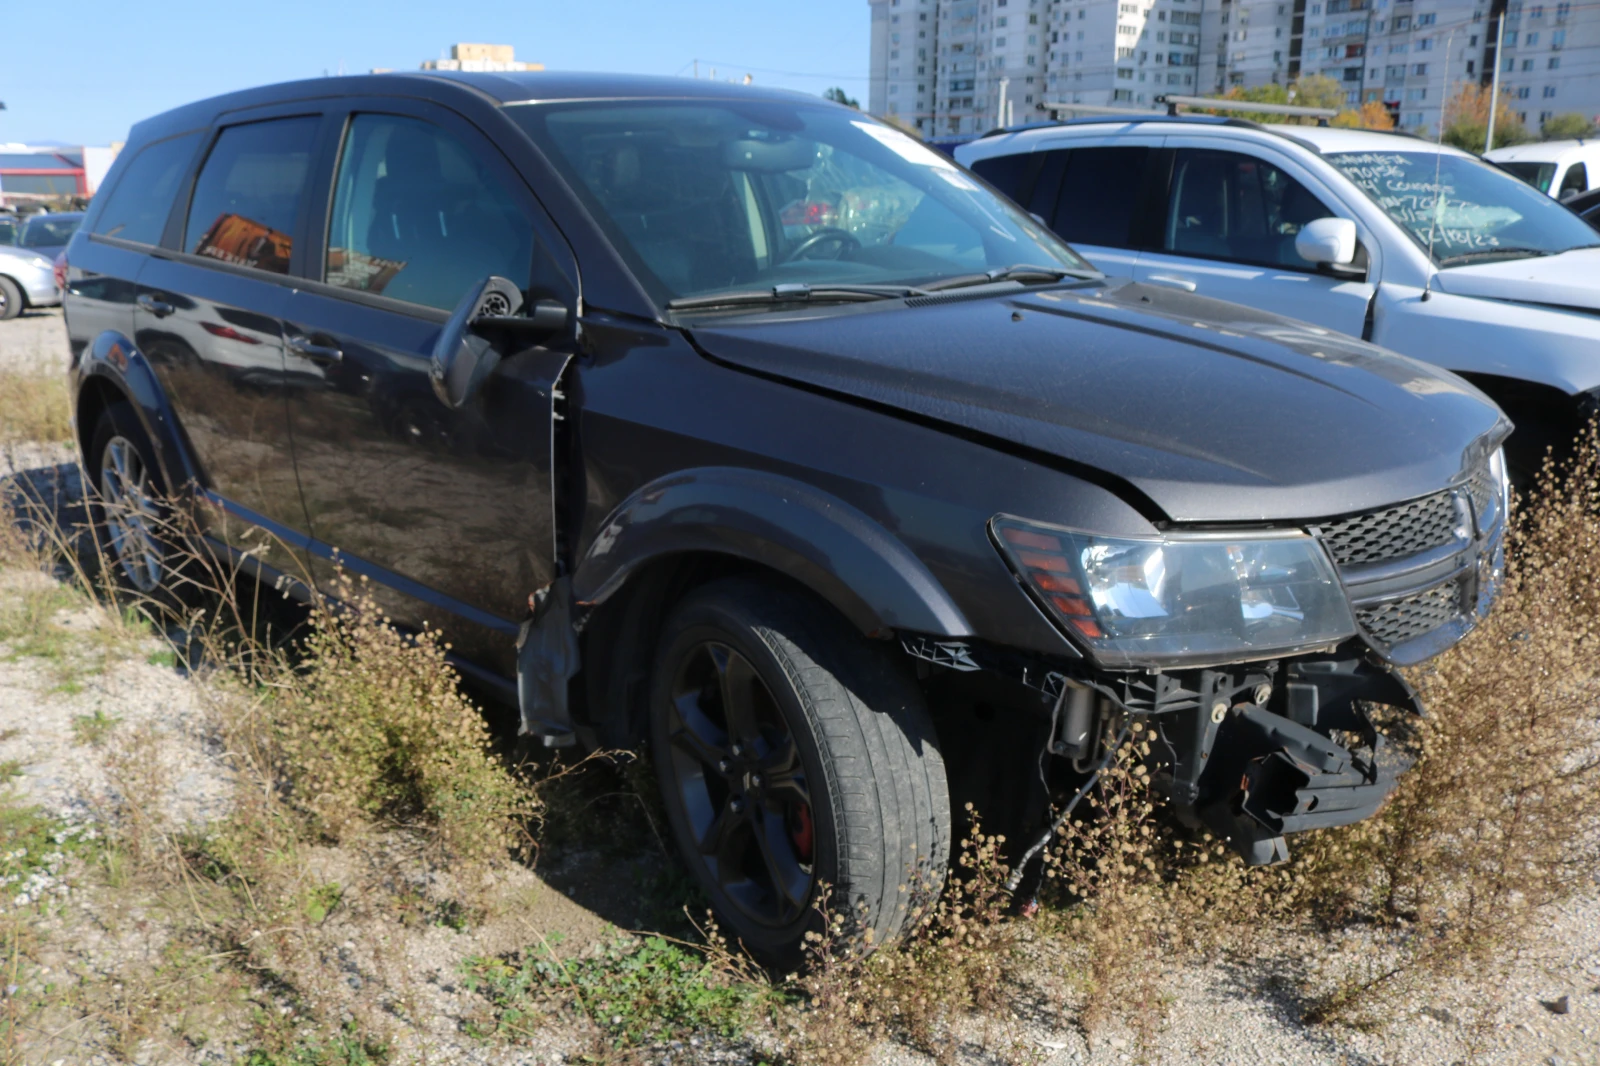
[517,576,579,747]
[1201,705,1407,865]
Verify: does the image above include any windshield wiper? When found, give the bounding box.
[666,282,927,311]
[919,264,1096,292]
[1437,247,1558,266]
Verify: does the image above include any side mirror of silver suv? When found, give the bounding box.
[1295,217,1359,267]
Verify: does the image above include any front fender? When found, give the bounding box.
[76,330,201,493]
[571,467,973,638]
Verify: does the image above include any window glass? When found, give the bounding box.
[20,214,82,249]
[1499,160,1556,192]
[91,132,200,245]
[0,216,17,246]
[511,102,1088,304]
[1165,149,1332,268]
[185,117,318,275]
[1558,162,1587,198]
[325,114,537,312]
[1328,150,1600,265]
[1053,146,1149,247]
[1026,149,1070,220]
[968,151,1033,200]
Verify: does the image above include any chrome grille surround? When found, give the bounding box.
[1313,454,1506,665]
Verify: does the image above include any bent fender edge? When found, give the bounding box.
[76,330,202,494]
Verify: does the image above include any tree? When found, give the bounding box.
[1439,83,1531,152]
[1205,74,1351,124]
[1540,112,1598,141]
[823,87,860,110]
[1331,99,1398,130]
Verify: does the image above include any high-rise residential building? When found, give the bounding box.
[869,0,1199,136]
[869,0,1598,138]
[1490,0,1600,132]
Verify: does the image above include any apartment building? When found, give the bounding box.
[1490,0,1600,131]
[868,0,1200,135]
[868,0,1597,137]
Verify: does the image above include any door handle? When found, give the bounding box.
[136,293,175,317]
[285,334,344,364]
[1145,274,1198,293]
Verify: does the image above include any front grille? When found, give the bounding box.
[1355,584,1462,646]
[1466,466,1497,521]
[1319,491,1460,567]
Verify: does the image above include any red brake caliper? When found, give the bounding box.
[791,804,814,863]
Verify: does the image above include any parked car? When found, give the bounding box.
[0,212,19,247]
[958,119,1600,484]
[1485,138,1600,200]
[1565,185,1600,230]
[64,74,1509,963]
[0,243,62,320]
[18,211,85,260]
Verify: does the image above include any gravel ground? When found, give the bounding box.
[0,305,69,373]
[1,306,1598,1064]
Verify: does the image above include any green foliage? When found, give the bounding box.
[268,578,536,864]
[1541,112,1598,140]
[242,1028,388,1066]
[462,934,768,1048]
[71,709,121,747]
[823,87,861,109]
[1442,118,1533,152]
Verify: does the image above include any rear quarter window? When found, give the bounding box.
[91,132,203,246]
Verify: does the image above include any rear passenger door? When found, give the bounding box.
[972,136,1164,277]
[1132,142,1374,336]
[282,100,579,677]
[134,109,326,577]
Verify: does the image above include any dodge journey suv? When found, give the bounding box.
[64,73,1508,963]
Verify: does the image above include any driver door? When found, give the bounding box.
[1134,142,1374,336]
[282,102,579,675]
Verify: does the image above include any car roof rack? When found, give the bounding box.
[1154,94,1339,124]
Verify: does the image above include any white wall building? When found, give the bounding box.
[869,0,1201,135]
[869,0,1599,138]
[1490,0,1600,132]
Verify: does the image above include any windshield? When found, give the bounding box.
[1328,151,1599,266]
[20,214,81,249]
[509,101,1091,305]
[1496,160,1557,194]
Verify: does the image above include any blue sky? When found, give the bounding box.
[1,0,871,146]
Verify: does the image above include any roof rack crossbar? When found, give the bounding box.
[1155,93,1339,124]
[1035,101,1167,118]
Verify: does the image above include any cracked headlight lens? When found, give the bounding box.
[992,515,1357,667]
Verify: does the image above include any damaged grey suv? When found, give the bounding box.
[63,72,1508,964]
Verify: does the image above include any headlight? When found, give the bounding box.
[1479,446,1508,533]
[992,515,1357,668]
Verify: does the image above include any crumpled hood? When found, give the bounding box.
[689,279,1506,524]
[1432,247,1600,312]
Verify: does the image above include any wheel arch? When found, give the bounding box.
[1453,370,1589,474]
[74,330,200,494]
[570,469,973,748]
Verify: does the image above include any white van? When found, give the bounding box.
[958,119,1600,484]
[1485,139,1600,201]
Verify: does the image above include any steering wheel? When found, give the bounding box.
[783,227,861,263]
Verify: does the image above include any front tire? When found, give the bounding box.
[649,577,950,967]
[0,277,23,321]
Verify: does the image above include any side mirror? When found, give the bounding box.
[1295,217,1358,267]
[430,277,571,409]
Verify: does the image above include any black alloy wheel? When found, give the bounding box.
[663,640,817,929]
[650,578,951,967]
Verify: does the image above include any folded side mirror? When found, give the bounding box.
[1295,217,1358,267]
[431,276,523,409]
